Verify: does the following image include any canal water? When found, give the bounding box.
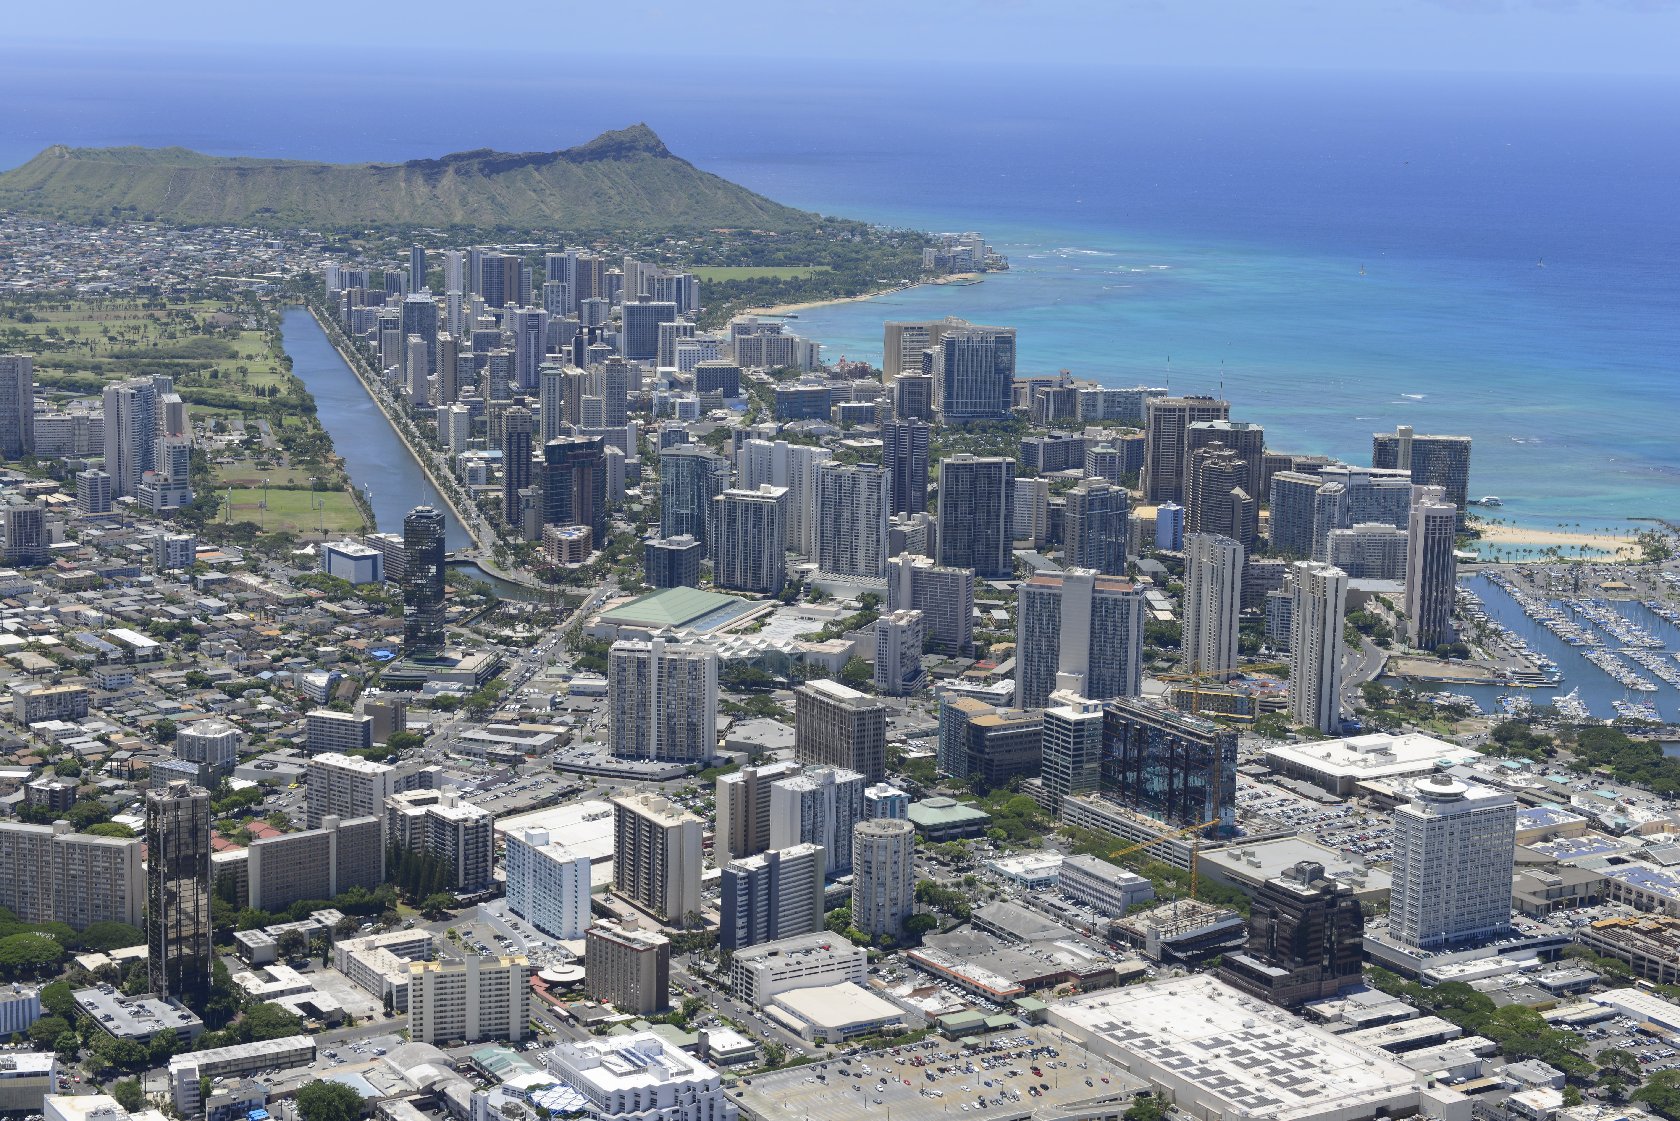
[278,307,541,600]
[1431,572,1678,723]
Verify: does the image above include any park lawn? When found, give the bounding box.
[688,266,831,281]
[0,297,290,390]
[212,458,334,488]
[219,486,367,534]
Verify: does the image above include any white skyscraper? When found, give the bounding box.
[873,609,925,696]
[1388,774,1516,950]
[1040,691,1105,805]
[607,639,719,763]
[1405,492,1459,651]
[102,378,158,497]
[504,828,592,939]
[1011,476,1050,547]
[737,439,832,556]
[1287,561,1349,734]
[770,766,865,878]
[1181,533,1244,681]
[851,818,916,938]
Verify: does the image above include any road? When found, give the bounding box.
[673,957,818,1055]
[1340,634,1387,716]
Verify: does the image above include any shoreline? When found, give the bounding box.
[742,272,985,318]
[1468,519,1641,562]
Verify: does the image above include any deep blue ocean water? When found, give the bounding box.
[4,47,1676,533]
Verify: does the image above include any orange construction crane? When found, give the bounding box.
[1155,662,1248,717]
[1108,817,1221,897]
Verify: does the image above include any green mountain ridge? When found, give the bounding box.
[0,125,816,232]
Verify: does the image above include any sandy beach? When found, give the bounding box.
[742,273,984,318]
[1470,520,1640,561]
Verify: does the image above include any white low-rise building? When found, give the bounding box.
[1048,975,1425,1121]
[729,933,867,1008]
[545,1032,738,1121]
[1058,853,1155,917]
[1264,731,1480,797]
[767,982,905,1043]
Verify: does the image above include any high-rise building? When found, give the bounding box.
[304,710,375,756]
[882,317,971,381]
[408,245,427,294]
[146,782,213,1000]
[881,420,931,516]
[660,445,730,557]
[501,406,533,524]
[622,297,678,362]
[1040,694,1105,807]
[0,503,47,566]
[935,696,1042,786]
[851,819,916,938]
[714,761,802,869]
[873,609,925,696]
[0,355,33,459]
[1013,476,1050,548]
[1101,698,1238,830]
[769,766,865,878]
[1388,774,1516,951]
[584,919,671,1016]
[174,719,243,778]
[247,814,384,912]
[794,680,887,782]
[892,372,936,421]
[736,439,831,556]
[305,752,394,828]
[384,790,494,891]
[102,378,159,497]
[612,794,703,922]
[0,820,142,929]
[1287,561,1349,734]
[1326,523,1409,579]
[75,468,112,516]
[711,485,786,595]
[401,292,440,381]
[863,783,910,820]
[1014,569,1145,709]
[813,462,889,580]
[1184,420,1265,511]
[642,535,702,589]
[936,455,1015,578]
[1181,533,1244,681]
[1268,471,1327,559]
[408,954,532,1045]
[720,844,825,951]
[1219,860,1364,1007]
[886,553,973,654]
[1185,443,1259,551]
[937,325,1016,423]
[608,639,718,763]
[1373,426,1472,520]
[1063,479,1129,575]
[504,829,592,940]
[401,506,447,654]
[1406,495,1459,650]
[542,436,607,542]
[1143,395,1229,504]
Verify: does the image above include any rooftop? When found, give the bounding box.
[597,586,753,633]
[1048,975,1422,1121]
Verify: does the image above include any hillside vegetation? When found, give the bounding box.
[0,125,814,233]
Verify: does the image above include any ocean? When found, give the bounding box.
[5,47,1677,533]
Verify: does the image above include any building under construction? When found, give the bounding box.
[1111,898,1245,965]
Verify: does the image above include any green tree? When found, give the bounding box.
[839,657,874,691]
[111,1079,146,1112]
[39,980,75,1019]
[296,1079,365,1121]
[86,822,137,839]
[28,1015,70,1050]
[420,893,456,918]
[0,933,63,977]
[240,1002,304,1042]
[1124,1097,1169,1121]
[1637,1071,1680,1121]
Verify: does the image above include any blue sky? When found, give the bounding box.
[16,0,1680,75]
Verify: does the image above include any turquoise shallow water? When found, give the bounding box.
[791,225,1674,537]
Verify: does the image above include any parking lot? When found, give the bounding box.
[732,1029,1142,1121]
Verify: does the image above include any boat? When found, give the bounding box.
[1553,688,1591,722]
[1479,496,1504,507]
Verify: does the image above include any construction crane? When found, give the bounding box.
[1108,817,1222,897]
[1154,662,1248,718]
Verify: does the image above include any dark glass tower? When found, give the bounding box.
[402,506,447,654]
[146,781,213,1001]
